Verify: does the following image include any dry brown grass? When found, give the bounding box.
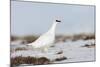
[72,33,95,41]
[22,35,38,43]
[56,51,63,54]
[54,56,67,61]
[11,33,95,44]
[11,56,51,67]
[82,43,95,48]
[11,35,38,43]
[11,36,20,41]
[15,47,28,51]
[55,33,95,42]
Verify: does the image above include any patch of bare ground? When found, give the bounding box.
[54,56,67,61]
[56,51,63,54]
[82,43,95,48]
[11,56,51,67]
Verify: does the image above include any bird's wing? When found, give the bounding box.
[31,33,55,48]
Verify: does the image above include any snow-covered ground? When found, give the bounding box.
[11,39,95,66]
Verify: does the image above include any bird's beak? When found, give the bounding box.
[56,20,61,23]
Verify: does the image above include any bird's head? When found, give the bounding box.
[55,20,61,23]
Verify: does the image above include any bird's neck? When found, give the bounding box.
[48,22,58,34]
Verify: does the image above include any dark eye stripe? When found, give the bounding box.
[56,20,61,22]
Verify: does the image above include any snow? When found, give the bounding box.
[11,39,95,65]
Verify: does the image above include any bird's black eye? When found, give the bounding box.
[56,20,61,22]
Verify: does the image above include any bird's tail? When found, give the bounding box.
[26,43,37,49]
[26,43,32,46]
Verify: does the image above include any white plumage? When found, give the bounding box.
[27,19,61,51]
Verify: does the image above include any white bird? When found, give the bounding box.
[27,19,61,52]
